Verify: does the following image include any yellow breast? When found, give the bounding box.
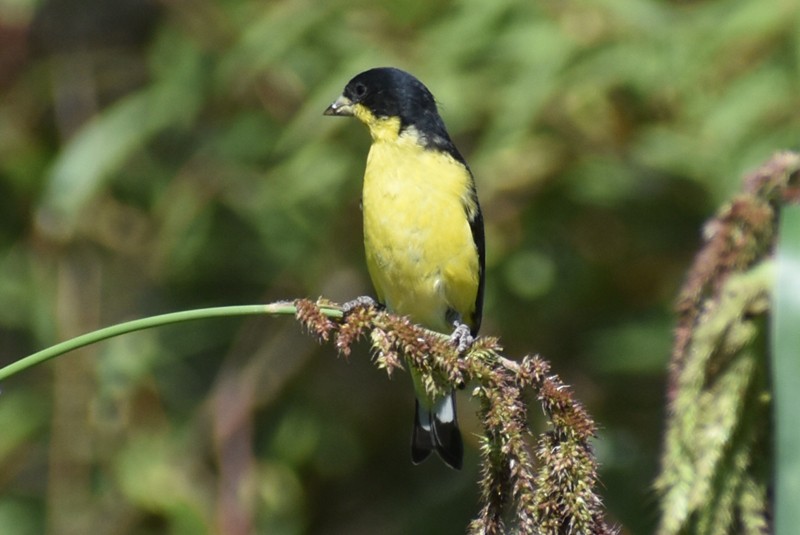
[361,128,480,334]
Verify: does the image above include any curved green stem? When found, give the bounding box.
[0,302,343,382]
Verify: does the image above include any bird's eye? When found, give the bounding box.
[354,82,367,98]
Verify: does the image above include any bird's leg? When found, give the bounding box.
[341,295,381,315]
[449,321,474,355]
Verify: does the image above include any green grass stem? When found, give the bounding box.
[0,302,343,382]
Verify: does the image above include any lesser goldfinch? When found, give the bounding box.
[324,67,485,470]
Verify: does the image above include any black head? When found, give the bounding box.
[345,67,438,124]
[324,67,459,156]
[325,67,446,137]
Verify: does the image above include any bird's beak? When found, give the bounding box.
[323,95,354,116]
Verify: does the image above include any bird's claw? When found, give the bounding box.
[449,322,474,354]
[342,295,380,315]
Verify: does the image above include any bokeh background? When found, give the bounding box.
[0,0,798,533]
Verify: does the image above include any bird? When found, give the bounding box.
[324,67,485,470]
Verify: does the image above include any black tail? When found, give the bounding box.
[411,390,463,470]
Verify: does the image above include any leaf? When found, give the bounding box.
[772,204,800,535]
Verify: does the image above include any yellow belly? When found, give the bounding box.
[362,135,480,334]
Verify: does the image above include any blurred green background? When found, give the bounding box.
[0,0,797,533]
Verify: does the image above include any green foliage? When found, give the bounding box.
[656,152,800,534]
[658,263,771,535]
[1,0,799,532]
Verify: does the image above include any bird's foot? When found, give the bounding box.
[449,321,474,354]
[342,295,381,315]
